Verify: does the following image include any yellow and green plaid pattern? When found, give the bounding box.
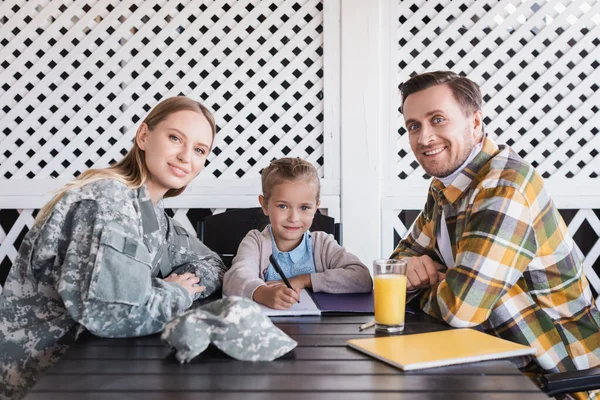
[392,137,600,399]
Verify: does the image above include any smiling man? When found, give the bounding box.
[391,71,600,399]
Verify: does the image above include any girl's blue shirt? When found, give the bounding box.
[263,225,317,281]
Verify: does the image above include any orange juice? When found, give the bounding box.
[374,274,407,326]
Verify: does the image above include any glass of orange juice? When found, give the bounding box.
[373,259,408,333]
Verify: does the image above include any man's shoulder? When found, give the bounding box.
[476,144,545,196]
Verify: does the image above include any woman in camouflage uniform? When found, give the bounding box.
[0,97,227,399]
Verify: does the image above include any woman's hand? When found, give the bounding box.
[164,272,206,297]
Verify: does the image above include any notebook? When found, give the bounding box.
[347,328,536,370]
[308,290,374,313]
[258,289,321,316]
[308,291,415,314]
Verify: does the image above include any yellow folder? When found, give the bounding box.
[347,328,536,371]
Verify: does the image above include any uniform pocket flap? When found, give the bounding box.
[100,227,152,266]
[90,228,152,306]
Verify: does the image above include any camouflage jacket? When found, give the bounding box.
[0,179,226,399]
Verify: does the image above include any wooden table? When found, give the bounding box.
[27,312,548,399]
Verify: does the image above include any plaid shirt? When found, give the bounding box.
[392,137,600,392]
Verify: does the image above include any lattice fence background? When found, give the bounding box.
[1,0,326,181]
[0,0,333,286]
[391,0,600,300]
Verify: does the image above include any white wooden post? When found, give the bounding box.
[340,0,390,265]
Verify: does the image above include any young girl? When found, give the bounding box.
[0,97,226,399]
[223,158,372,310]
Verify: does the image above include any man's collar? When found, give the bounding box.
[431,137,499,205]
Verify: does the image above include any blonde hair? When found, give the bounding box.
[261,157,320,202]
[35,96,216,225]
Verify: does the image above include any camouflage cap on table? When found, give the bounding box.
[161,296,297,362]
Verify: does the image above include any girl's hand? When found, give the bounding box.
[164,272,206,297]
[253,285,300,310]
[289,274,311,289]
[265,280,285,287]
[265,274,312,290]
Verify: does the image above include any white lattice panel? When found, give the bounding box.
[0,0,326,182]
[0,209,36,285]
[395,0,600,182]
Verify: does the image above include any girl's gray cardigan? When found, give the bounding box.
[223,227,373,299]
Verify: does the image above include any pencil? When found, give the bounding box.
[359,320,375,331]
[269,254,299,303]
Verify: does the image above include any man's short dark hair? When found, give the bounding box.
[399,71,482,116]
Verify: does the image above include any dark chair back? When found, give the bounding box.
[540,366,600,396]
[199,207,342,268]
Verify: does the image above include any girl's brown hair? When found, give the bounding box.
[261,157,320,202]
[35,96,216,225]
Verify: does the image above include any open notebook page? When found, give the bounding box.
[258,289,321,316]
